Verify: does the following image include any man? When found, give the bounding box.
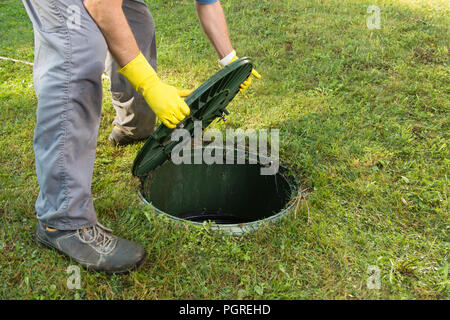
[22,0,260,273]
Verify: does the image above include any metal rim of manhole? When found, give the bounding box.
[138,146,300,236]
[133,58,300,236]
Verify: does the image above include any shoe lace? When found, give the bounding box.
[76,223,114,250]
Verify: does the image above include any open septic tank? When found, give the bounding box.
[132,58,299,236]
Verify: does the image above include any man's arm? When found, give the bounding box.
[195,0,261,91]
[83,0,139,67]
[195,0,233,60]
[83,0,190,129]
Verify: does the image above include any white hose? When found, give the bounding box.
[0,56,34,66]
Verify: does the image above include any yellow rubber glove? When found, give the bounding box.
[220,52,261,92]
[119,52,190,129]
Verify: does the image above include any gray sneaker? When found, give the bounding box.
[36,221,146,274]
[108,126,145,146]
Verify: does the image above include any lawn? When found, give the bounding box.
[0,0,448,299]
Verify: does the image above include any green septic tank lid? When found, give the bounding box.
[132,57,253,177]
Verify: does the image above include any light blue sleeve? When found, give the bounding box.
[195,0,219,4]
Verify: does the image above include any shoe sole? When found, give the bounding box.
[36,233,146,275]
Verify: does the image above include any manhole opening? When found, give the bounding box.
[140,147,297,227]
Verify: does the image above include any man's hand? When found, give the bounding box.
[220,51,261,92]
[119,53,190,129]
[241,68,262,91]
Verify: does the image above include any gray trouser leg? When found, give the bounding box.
[22,0,107,230]
[105,0,157,139]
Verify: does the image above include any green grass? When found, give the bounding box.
[0,0,448,299]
